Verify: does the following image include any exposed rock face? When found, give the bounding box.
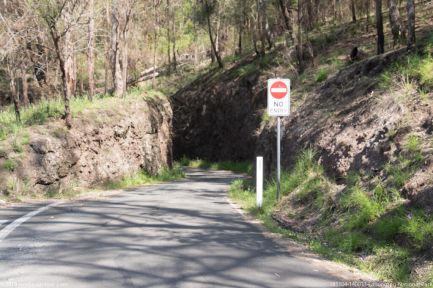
[12,96,172,193]
[172,57,268,161]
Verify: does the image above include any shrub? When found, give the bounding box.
[3,159,16,172]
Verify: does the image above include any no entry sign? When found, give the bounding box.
[267,79,290,117]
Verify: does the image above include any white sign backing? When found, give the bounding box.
[267,79,290,117]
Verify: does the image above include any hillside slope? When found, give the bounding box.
[171,19,433,281]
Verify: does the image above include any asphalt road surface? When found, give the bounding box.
[0,169,348,288]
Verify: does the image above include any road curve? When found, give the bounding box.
[0,169,345,288]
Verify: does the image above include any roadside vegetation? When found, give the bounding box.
[0,87,164,141]
[228,33,433,282]
[179,156,253,175]
[229,132,431,283]
[103,164,185,191]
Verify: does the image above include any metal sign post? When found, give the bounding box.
[277,117,281,200]
[267,79,290,201]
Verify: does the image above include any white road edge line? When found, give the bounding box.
[0,202,61,242]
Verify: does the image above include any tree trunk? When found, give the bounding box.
[257,0,272,49]
[87,0,95,100]
[336,0,342,21]
[121,29,128,96]
[237,20,242,55]
[278,0,294,46]
[72,49,77,96]
[166,0,171,72]
[215,5,221,57]
[237,0,246,54]
[388,0,404,46]
[366,0,370,32]
[332,0,337,23]
[21,72,29,106]
[406,0,416,50]
[256,0,265,55]
[172,8,177,72]
[297,0,304,72]
[205,1,223,68]
[47,16,71,127]
[375,0,385,54]
[152,0,158,87]
[10,76,21,123]
[111,0,124,97]
[264,10,273,49]
[351,0,357,22]
[104,0,111,94]
[63,14,74,128]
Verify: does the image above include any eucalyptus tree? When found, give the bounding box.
[110,0,137,97]
[406,0,415,49]
[31,0,89,128]
[388,0,404,46]
[196,0,224,68]
[375,0,385,54]
[87,0,95,100]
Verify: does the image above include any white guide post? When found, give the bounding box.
[256,157,263,208]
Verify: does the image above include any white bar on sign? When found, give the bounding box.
[270,88,287,93]
[256,157,263,208]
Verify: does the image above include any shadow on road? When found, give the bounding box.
[0,169,339,288]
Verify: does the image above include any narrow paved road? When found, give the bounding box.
[0,169,345,288]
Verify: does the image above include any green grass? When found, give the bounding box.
[0,87,161,141]
[228,146,431,282]
[180,157,253,175]
[227,53,278,78]
[340,185,384,229]
[104,164,185,190]
[361,246,412,282]
[3,159,16,172]
[379,36,433,92]
[261,110,271,123]
[315,68,329,82]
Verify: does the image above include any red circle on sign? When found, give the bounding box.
[270,81,288,99]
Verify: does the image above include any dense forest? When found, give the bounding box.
[0,0,420,128]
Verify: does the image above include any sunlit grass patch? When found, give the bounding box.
[104,164,185,190]
[0,87,159,141]
[179,156,253,175]
[3,159,16,172]
[316,68,329,82]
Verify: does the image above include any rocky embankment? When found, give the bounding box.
[0,95,172,197]
[171,56,271,161]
